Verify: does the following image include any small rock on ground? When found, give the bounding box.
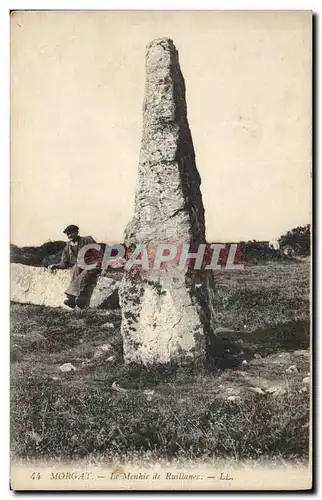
[285,365,298,373]
[59,362,77,372]
[265,386,287,397]
[278,353,291,359]
[101,322,114,330]
[94,350,104,359]
[227,395,241,402]
[93,343,113,358]
[248,387,265,395]
[293,350,310,358]
[99,343,112,352]
[111,381,127,393]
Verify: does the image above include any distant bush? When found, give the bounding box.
[10,241,108,268]
[238,241,283,265]
[279,225,311,257]
[10,241,66,267]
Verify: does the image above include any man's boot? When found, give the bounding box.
[75,292,89,310]
[64,294,76,309]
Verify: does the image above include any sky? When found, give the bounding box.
[10,10,312,246]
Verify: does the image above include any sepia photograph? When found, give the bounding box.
[10,10,312,490]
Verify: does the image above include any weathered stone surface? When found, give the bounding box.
[90,278,119,309]
[11,263,119,309]
[119,38,216,365]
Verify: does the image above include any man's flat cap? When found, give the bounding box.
[63,224,79,234]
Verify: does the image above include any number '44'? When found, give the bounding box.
[30,472,41,480]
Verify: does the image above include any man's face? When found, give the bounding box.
[66,231,79,241]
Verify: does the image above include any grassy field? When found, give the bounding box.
[10,260,311,465]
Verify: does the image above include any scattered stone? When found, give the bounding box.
[143,389,155,401]
[227,395,241,402]
[248,387,265,395]
[278,353,291,359]
[266,386,287,397]
[293,350,310,358]
[302,377,310,385]
[94,343,113,358]
[111,381,127,393]
[245,376,271,391]
[242,360,248,365]
[300,386,308,393]
[273,389,287,397]
[143,389,155,396]
[59,362,76,372]
[101,322,114,330]
[82,343,115,365]
[99,343,112,352]
[94,350,104,359]
[265,386,276,394]
[285,365,298,373]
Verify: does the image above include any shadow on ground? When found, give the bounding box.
[208,320,310,369]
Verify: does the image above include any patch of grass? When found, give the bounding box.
[11,370,309,463]
[213,260,310,330]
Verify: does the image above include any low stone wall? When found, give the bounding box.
[10,263,119,309]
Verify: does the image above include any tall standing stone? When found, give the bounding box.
[119,38,216,365]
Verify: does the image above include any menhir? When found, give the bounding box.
[119,38,216,365]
